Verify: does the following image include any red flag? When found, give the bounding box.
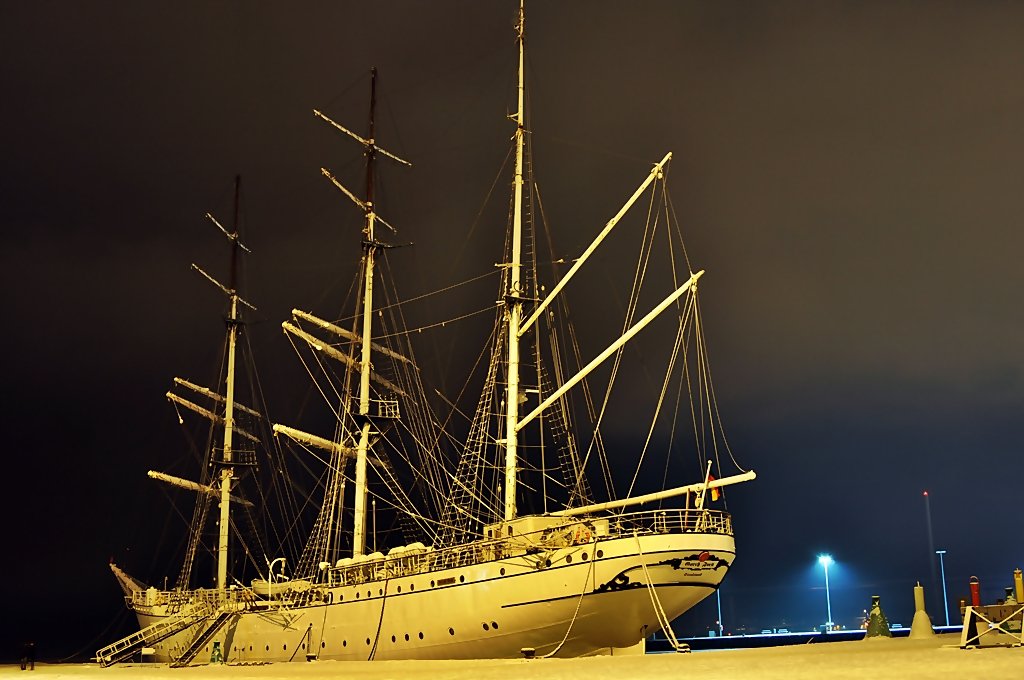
[709,474,720,501]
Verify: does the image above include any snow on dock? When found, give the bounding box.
[5,635,1020,680]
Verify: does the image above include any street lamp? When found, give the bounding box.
[936,550,950,626]
[818,554,834,630]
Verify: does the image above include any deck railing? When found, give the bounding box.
[131,508,732,605]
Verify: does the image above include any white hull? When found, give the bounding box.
[133,530,733,662]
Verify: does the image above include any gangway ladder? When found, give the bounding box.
[95,602,212,667]
[635,534,691,653]
[170,611,234,667]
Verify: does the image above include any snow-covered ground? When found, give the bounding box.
[6,635,1022,680]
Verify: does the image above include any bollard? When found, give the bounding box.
[909,582,935,639]
[969,576,981,607]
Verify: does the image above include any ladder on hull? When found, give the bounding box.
[170,611,234,667]
[95,603,212,667]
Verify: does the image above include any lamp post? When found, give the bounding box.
[936,550,950,626]
[818,554,834,630]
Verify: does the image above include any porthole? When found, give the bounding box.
[265,645,270,652]
[566,555,573,563]
[356,592,360,599]
[483,623,490,631]
[343,640,348,647]
[597,550,604,558]
[233,646,236,652]
[340,593,344,601]
[366,638,371,646]
[449,627,455,636]
[249,645,253,651]
[459,575,465,583]
[500,568,506,576]
[404,634,410,641]
[410,583,415,591]
[397,585,402,593]
[321,641,326,648]
[379,588,384,596]
[431,580,435,587]
[367,591,372,598]
[582,552,588,560]
[391,635,396,643]
[545,559,552,567]
[283,644,287,651]
[301,643,305,650]
[491,621,499,630]
[418,632,424,640]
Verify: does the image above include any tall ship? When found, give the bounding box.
[99,3,755,666]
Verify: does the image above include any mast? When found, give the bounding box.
[217,175,242,591]
[352,68,379,556]
[504,1,526,522]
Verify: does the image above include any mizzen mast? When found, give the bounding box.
[503,1,526,523]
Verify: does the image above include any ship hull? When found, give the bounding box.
[133,530,733,662]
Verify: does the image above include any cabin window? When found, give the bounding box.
[597,550,604,558]
[418,632,424,640]
[566,555,572,564]
[500,567,506,576]
[582,552,588,560]
[483,623,489,631]
[449,627,455,636]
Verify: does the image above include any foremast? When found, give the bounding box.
[503,0,526,523]
[211,177,244,592]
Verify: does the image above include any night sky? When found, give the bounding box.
[3,1,1023,660]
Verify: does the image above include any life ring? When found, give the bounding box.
[574,527,591,545]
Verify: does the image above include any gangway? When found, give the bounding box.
[95,602,211,667]
[170,611,234,667]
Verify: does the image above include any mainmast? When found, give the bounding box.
[310,68,410,558]
[352,68,379,557]
[504,2,526,523]
[217,175,242,591]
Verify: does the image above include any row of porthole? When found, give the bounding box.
[336,557,597,599]
[161,619,506,656]
[544,549,605,568]
[389,632,427,643]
